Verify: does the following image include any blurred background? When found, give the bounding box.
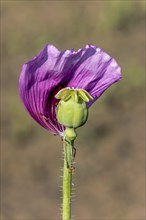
[1,1,145,219]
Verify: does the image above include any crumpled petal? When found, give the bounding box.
[19,44,122,135]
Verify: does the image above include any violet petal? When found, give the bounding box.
[19,44,122,134]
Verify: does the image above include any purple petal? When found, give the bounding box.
[19,44,122,135]
[67,45,122,106]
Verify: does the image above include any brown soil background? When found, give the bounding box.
[1,1,145,219]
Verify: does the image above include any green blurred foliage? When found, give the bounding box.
[99,1,145,31]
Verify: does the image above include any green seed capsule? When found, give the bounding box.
[55,88,93,129]
[56,98,88,128]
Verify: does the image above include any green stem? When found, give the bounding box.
[62,139,73,220]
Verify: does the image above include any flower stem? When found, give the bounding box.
[62,139,73,220]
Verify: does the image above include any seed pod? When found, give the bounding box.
[56,98,88,128]
[55,88,93,129]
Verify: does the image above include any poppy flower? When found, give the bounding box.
[19,44,122,136]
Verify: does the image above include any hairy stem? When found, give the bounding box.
[62,139,73,220]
